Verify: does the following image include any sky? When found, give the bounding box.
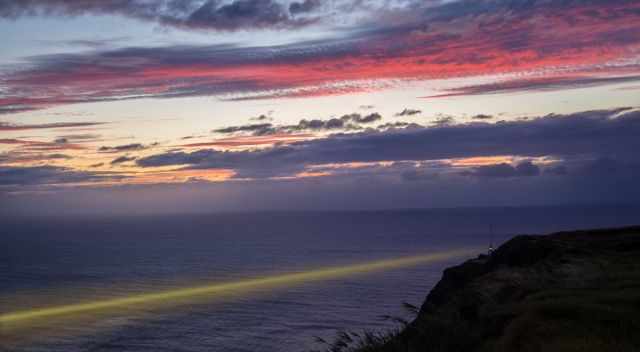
[1,0,640,214]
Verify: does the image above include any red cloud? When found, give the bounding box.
[424,75,640,98]
[1,1,639,113]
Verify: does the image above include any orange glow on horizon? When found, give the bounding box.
[449,156,515,167]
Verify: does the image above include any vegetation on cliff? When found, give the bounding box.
[316,226,640,352]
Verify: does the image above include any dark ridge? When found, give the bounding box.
[317,226,640,352]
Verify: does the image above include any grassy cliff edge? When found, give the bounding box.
[322,226,640,352]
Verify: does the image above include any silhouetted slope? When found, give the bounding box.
[353,226,640,352]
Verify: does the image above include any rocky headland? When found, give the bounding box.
[323,226,640,352]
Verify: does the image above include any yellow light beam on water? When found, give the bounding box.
[0,249,478,326]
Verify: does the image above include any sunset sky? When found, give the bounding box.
[1,0,640,214]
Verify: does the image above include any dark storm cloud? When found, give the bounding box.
[289,0,322,15]
[213,123,274,134]
[395,109,422,117]
[42,153,71,160]
[350,113,382,124]
[432,116,456,126]
[284,113,381,132]
[138,108,640,178]
[3,0,618,32]
[250,114,271,121]
[6,108,640,211]
[0,0,316,31]
[212,113,382,136]
[0,165,121,186]
[187,0,317,30]
[110,155,137,165]
[98,143,147,153]
[288,116,351,131]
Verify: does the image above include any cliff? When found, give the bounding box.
[351,226,640,352]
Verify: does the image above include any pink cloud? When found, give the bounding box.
[1,1,639,113]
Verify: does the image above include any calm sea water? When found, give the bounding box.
[1,206,638,352]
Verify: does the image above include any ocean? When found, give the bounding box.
[1,205,638,352]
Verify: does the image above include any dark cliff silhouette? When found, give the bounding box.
[316,226,640,352]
